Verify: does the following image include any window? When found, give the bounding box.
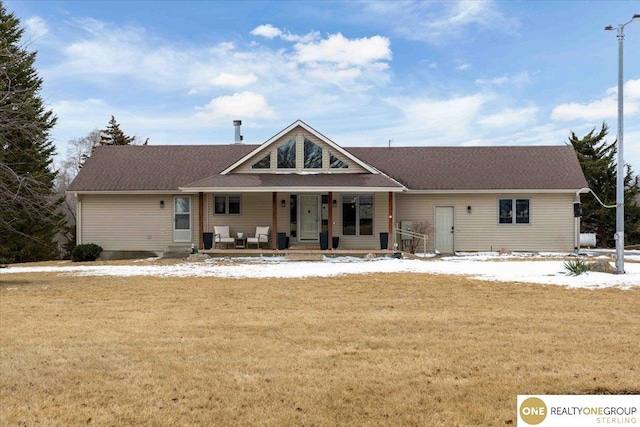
[330,152,348,169]
[277,137,296,168]
[304,137,322,168]
[252,153,270,169]
[342,194,374,235]
[499,198,529,224]
[214,195,241,215]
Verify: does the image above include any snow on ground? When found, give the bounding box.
[2,253,640,290]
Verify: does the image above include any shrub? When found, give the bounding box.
[564,258,590,276]
[71,244,103,262]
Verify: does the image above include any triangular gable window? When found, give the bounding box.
[304,137,322,169]
[330,152,348,169]
[277,136,296,169]
[252,153,270,169]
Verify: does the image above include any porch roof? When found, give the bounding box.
[180,172,405,192]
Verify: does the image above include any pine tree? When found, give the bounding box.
[0,2,63,262]
[100,115,135,146]
[570,123,640,247]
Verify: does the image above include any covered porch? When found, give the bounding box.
[193,190,400,252]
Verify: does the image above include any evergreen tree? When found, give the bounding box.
[0,2,63,263]
[570,123,640,247]
[100,115,135,146]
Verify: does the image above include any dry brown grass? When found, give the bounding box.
[1,269,639,426]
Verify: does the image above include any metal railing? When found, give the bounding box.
[394,226,428,255]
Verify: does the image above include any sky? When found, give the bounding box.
[6,1,640,172]
[2,252,640,289]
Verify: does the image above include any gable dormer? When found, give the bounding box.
[220,120,376,175]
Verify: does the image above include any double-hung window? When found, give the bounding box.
[214,195,241,215]
[342,195,374,235]
[499,198,529,224]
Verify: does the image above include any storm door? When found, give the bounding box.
[299,195,319,241]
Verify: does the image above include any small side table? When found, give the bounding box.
[234,237,247,249]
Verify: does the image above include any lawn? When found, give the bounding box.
[1,270,638,426]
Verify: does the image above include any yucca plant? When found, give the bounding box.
[564,258,591,276]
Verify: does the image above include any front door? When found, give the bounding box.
[173,196,192,242]
[299,195,319,241]
[435,206,454,254]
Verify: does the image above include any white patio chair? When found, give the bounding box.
[247,226,270,249]
[214,226,234,248]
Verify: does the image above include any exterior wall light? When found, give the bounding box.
[160,200,165,208]
[467,205,472,213]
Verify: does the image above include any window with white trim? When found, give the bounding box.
[214,195,241,215]
[499,198,529,224]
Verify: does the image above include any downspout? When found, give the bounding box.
[272,192,278,250]
[328,191,333,249]
[198,192,204,249]
[388,192,393,250]
[75,193,82,245]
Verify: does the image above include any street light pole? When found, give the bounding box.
[605,14,640,274]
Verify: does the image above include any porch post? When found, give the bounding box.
[272,192,278,249]
[198,192,204,249]
[327,191,333,249]
[388,192,394,250]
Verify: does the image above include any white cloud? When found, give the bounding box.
[294,33,391,67]
[389,93,490,138]
[25,16,48,39]
[251,24,319,43]
[211,73,258,87]
[475,71,531,86]
[251,24,282,39]
[477,106,538,128]
[457,64,470,71]
[195,91,276,122]
[551,78,640,122]
[361,0,519,45]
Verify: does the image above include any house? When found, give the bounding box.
[67,120,588,259]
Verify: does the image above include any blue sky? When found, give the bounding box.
[7,0,640,171]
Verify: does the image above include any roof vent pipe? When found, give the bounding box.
[233,120,243,144]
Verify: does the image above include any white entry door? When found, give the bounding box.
[435,206,454,254]
[173,196,192,242]
[299,195,319,241]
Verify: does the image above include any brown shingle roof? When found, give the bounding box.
[67,145,257,191]
[348,145,587,190]
[68,144,587,192]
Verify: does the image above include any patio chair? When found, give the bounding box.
[214,226,234,248]
[247,226,270,249]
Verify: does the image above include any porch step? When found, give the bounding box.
[288,244,320,250]
[285,253,324,261]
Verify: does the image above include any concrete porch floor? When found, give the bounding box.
[198,248,395,260]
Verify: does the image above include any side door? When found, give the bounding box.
[173,196,192,242]
[434,206,454,254]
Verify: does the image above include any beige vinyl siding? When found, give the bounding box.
[79,194,199,252]
[395,193,577,252]
[204,193,274,241]
[234,127,366,174]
